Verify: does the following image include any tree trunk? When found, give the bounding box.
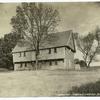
[35,54,39,70]
[35,40,40,70]
[35,41,40,70]
[87,57,92,68]
[84,52,88,62]
[35,52,39,70]
[87,51,96,68]
[84,57,88,68]
[83,53,88,68]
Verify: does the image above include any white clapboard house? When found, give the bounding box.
[12,30,76,71]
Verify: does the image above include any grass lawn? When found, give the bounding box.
[0,68,100,97]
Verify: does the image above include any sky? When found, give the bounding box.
[0,2,100,37]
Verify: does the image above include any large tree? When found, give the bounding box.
[75,27,100,67]
[11,3,60,70]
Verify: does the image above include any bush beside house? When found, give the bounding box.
[74,59,87,70]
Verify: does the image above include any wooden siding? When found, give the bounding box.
[32,47,65,61]
[68,33,75,52]
[40,60,65,70]
[64,47,74,69]
[13,47,65,63]
[13,46,74,70]
[13,51,32,63]
[14,59,64,71]
[14,63,33,71]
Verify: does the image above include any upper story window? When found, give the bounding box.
[49,48,51,54]
[19,52,21,57]
[54,48,57,53]
[24,51,26,57]
[19,52,26,57]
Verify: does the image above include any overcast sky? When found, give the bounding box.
[0,2,100,37]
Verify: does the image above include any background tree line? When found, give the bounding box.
[0,32,21,69]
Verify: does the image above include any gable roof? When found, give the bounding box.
[12,30,75,53]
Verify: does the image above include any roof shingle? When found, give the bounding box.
[12,30,74,53]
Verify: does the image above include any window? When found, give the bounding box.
[25,63,27,67]
[49,61,52,66]
[38,50,40,54]
[20,63,22,68]
[19,52,21,57]
[24,52,26,57]
[49,49,51,54]
[54,48,57,53]
[55,61,58,65]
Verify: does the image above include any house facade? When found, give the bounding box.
[12,30,76,71]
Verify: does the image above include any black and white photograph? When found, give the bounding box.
[0,2,100,97]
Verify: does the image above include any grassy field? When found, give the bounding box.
[0,68,100,97]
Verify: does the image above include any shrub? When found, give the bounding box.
[74,59,79,64]
[68,80,100,95]
[79,60,87,68]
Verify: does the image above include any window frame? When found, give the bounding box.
[55,61,58,65]
[24,51,26,57]
[54,48,57,53]
[19,52,21,57]
[20,63,23,68]
[48,48,51,54]
[25,63,27,67]
[49,61,52,66]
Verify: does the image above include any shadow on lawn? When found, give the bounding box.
[66,80,100,96]
[47,67,100,76]
[0,68,12,73]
